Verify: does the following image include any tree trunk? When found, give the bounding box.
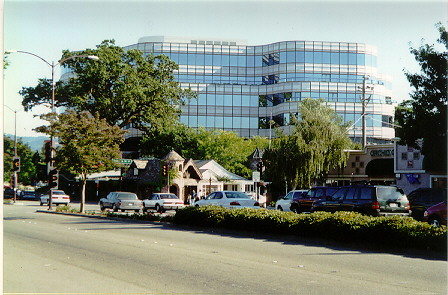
[80,175,87,213]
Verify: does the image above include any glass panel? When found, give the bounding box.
[331,52,339,64]
[224,117,233,128]
[322,52,331,64]
[305,51,313,63]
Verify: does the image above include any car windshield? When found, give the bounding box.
[376,187,405,201]
[160,194,178,199]
[119,194,138,200]
[224,192,250,199]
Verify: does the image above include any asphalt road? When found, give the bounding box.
[3,201,447,294]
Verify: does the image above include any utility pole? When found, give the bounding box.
[359,76,373,149]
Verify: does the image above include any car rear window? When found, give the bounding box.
[160,194,178,199]
[118,193,138,200]
[376,187,405,201]
[52,191,65,195]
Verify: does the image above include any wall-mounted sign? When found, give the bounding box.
[370,149,394,157]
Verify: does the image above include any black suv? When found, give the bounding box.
[311,185,410,217]
[290,186,339,213]
[408,188,447,221]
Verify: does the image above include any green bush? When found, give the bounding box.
[173,206,447,251]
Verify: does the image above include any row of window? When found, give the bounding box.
[179,113,393,129]
[190,92,391,107]
[175,73,387,86]
[155,52,377,68]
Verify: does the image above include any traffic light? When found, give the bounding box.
[44,141,52,162]
[162,165,167,176]
[48,168,59,188]
[13,156,20,172]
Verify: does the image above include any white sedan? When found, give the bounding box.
[143,193,185,213]
[195,191,260,209]
[40,189,70,206]
[275,190,307,211]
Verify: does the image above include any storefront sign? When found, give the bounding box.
[370,149,394,157]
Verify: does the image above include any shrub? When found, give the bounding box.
[173,206,447,251]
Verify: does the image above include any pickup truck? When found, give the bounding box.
[99,191,143,213]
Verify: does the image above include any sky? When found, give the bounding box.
[3,0,447,138]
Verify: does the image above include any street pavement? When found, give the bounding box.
[3,200,447,294]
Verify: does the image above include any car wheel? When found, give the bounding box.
[142,207,147,213]
[429,216,441,227]
[100,203,105,211]
[113,204,118,212]
[134,209,139,213]
[155,204,163,213]
[40,202,43,206]
[277,206,283,211]
[121,209,125,212]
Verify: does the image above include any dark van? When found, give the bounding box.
[311,185,410,217]
[408,188,447,221]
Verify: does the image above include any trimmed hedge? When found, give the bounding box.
[173,206,447,251]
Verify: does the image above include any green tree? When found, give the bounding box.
[263,98,352,190]
[3,136,37,185]
[36,110,125,212]
[141,125,269,178]
[20,40,196,133]
[395,23,447,173]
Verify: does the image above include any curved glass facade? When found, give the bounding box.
[124,36,395,142]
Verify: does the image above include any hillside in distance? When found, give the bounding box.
[4,134,47,152]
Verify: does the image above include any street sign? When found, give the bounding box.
[252,171,260,182]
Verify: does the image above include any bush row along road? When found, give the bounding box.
[3,201,447,294]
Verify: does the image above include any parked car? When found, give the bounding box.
[40,189,70,206]
[408,188,447,221]
[311,185,410,217]
[99,191,143,213]
[423,201,447,227]
[195,191,260,209]
[4,187,15,199]
[20,190,37,200]
[143,193,185,213]
[290,186,339,213]
[275,190,307,211]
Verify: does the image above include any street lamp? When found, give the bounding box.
[6,50,99,209]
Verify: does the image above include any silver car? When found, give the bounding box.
[99,191,143,213]
[40,189,70,206]
[195,191,260,209]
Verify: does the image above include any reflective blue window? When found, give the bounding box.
[356,53,365,65]
[215,116,224,128]
[250,117,258,129]
[207,95,215,105]
[340,52,348,65]
[280,51,287,63]
[187,54,195,65]
[179,53,187,65]
[314,51,322,63]
[224,95,233,106]
[233,117,241,128]
[246,55,255,66]
[348,53,357,65]
[286,51,295,63]
[255,56,263,67]
[305,52,313,63]
[206,116,214,128]
[224,117,233,128]
[331,52,339,64]
[230,55,237,66]
[296,51,305,63]
[198,116,207,127]
[222,55,229,66]
[196,54,205,66]
[233,95,242,106]
[241,117,249,128]
[198,94,207,105]
[238,55,246,66]
[322,52,331,64]
[213,54,221,66]
[205,54,213,65]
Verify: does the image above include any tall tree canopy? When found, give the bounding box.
[141,125,269,178]
[263,98,352,190]
[20,40,195,133]
[395,23,447,173]
[36,110,125,212]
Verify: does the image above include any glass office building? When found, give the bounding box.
[124,36,395,143]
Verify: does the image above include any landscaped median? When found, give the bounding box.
[47,204,446,252]
[172,206,447,252]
